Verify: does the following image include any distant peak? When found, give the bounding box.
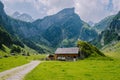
[22,13,28,15]
[58,7,75,14]
[88,21,95,26]
[14,11,20,14]
[13,11,20,15]
[21,13,31,17]
[64,7,75,11]
[12,11,34,22]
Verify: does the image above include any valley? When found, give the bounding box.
[0,1,120,80]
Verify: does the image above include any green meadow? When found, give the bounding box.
[1,42,120,80]
[24,42,120,80]
[24,57,120,80]
[102,41,120,59]
[0,55,46,72]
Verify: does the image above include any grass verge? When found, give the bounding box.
[0,54,46,72]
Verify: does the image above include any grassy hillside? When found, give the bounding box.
[77,40,105,58]
[102,41,120,59]
[24,59,120,80]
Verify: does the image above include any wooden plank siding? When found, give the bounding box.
[55,54,78,60]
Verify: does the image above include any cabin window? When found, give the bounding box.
[57,56,65,60]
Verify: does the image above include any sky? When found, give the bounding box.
[1,0,120,23]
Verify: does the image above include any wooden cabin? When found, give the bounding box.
[55,47,79,61]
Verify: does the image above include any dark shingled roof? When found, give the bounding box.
[55,47,79,54]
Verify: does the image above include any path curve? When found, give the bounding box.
[0,61,41,80]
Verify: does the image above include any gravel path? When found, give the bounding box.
[0,61,41,80]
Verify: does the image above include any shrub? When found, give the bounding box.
[3,55,9,58]
[10,46,21,53]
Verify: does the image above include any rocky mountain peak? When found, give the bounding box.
[12,12,34,22]
[57,7,75,15]
[12,11,20,18]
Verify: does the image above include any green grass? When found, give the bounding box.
[24,58,120,80]
[102,41,120,59]
[0,54,46,72]
[0,44,47,72]
[0,56,30,72]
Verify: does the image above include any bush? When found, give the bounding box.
[10,46,21,53]
[3,55,9,58]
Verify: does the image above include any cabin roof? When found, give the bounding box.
[55,47,79,54]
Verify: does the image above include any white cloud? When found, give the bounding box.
[38,0,74,15]
[112,0,120,13]
[2,0,25,3]
[1,0,120,23]
[74,0,111,22]
[101,0,109,5]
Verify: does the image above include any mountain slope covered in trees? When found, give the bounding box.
[92,11,120,48]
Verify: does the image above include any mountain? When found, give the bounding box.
[41,8,98,47]
[93,15,115,33]
[0,1,47,53]
[92,11,120,48]
[12,11,34,22]
[12,11,20,18]
[32,8,77,32]
[0,1,98,53]
[10,7,98,48]
[88,21,94,26]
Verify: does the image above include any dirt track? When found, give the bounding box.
[0,61,41,80]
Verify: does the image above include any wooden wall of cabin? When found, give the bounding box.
[54,54,78,60]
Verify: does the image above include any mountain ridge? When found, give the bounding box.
[93,15,115,33]
[12,11,34,22]
[92,11,120,48]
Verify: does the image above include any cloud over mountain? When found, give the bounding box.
[1,0,120,23]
